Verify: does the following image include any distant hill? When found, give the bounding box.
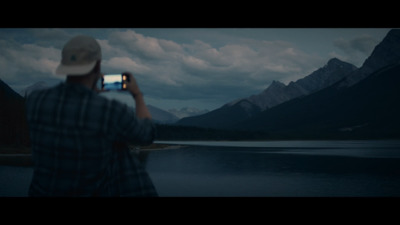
[0,79,30,146]
[18,81,48,97]
[176,99,263,129]
[167,107,209,119]
[147,105,179,124]
[147,106,210,123]
[0,79,23,100]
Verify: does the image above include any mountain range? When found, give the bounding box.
[177,58,358,129]
[146,106,209,123]
[176,29,400,139]
[167,107,209,119]
[229,58,357,110]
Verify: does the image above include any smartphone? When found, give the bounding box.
[101,74,129,91]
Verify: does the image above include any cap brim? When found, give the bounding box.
[55,61,97,76]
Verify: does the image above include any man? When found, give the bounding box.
[26,35,157,196]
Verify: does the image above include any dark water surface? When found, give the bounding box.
[147,140,400,197]
[2,140,400,197]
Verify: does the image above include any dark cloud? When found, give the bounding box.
[0,38,62,87]
[334,35,379,55]
[29,28,73,48]
[1,28,389,110]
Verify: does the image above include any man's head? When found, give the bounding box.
[56,35,102,89]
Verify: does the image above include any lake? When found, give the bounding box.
[2,140,400,197]
[147,140,400,197]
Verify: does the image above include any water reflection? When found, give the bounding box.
[145,142,400,197]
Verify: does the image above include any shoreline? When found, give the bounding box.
[130,143,186,151]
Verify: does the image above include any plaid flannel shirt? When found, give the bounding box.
[26,83,157,197]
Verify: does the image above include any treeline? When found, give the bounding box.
[154,123,400,141]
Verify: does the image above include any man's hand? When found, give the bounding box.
[122,72,151,119]
[123,72,142,98]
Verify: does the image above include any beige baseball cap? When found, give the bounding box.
[55,35,102,75]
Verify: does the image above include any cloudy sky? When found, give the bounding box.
[0,28,391,111]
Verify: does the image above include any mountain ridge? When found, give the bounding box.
[232,61,400,139]
[177,57,357,128]
[229,58,357,110]
[338,29,400,88]
[177,98,262,129]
